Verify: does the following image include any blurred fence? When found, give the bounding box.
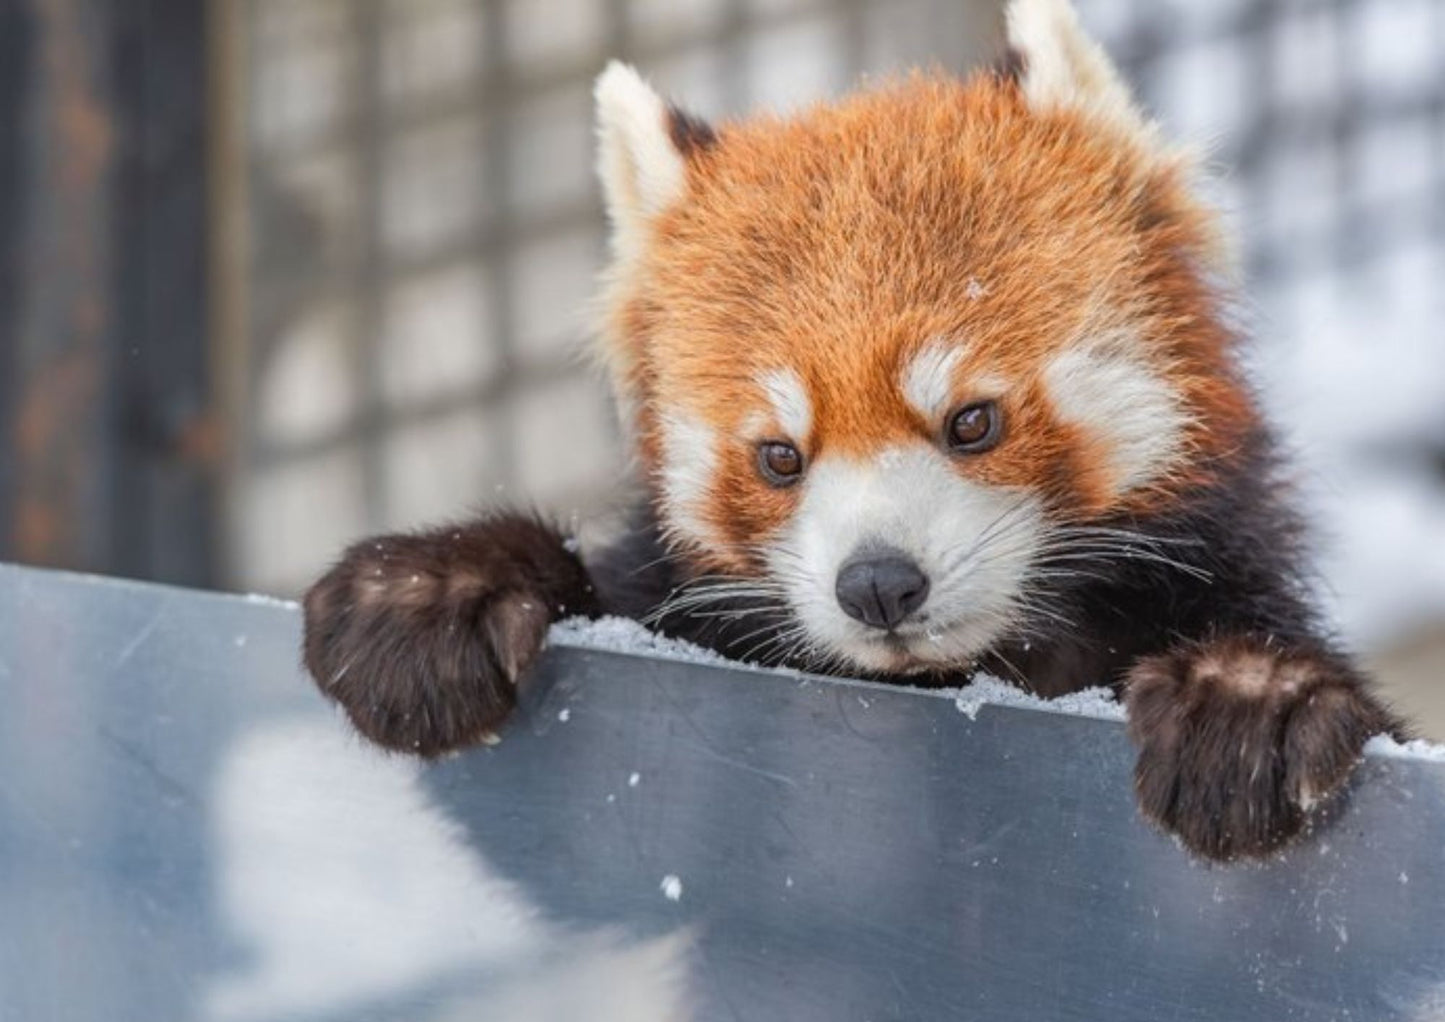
[226,0,996,594]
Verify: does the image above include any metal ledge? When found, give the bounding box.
[1,563,1442,1021]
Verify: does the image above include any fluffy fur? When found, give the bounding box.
[303,0,1404,861]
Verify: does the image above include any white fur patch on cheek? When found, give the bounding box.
[1044,347,1190,496]
[901,342,965,423]
[656,413,719,546]
[757,368,812,440]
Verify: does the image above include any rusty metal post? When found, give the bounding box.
[0,0,216,586]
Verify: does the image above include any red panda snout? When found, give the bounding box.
[766,444,1046,674]
[834,548,931,631]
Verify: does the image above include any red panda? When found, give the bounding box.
[302,0,1404,861]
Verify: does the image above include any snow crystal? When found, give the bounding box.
[548,616,733,668]
[556,708,571,723]
[628,772,641,788]
[950,674,1126,723]
[1364,734,1445,763]
[659,875,683,902]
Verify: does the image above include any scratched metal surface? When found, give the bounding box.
[0,563,1443,1022]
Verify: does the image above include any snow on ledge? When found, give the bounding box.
[547,617,1445,761]
[548,615,1125,722]
[1364,734,1445,763]
[949,675,1125,723]
[548,616,734,669]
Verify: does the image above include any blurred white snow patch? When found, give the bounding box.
[1308,470,1445,643]
[659,874,683,902]
[1365,733,1445,763]
[1358,0,1436,100]
[204,717,546,1021]
[1259,239,1445,647]
[951,674,1125,723]
[473,931,696,1022]
[549,616,732,668]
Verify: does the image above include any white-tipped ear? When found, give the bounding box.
[1005,0,1157,149]
[595,62,693,260]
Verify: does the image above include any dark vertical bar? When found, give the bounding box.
[1242,0,1280,286]
[354,0,389,531]
[1,0,212,584]
[109,0,216,585]
[603,0,629,58]
[480,0,519,489]
[6,0,115,574]
[1333,0,1363,273]
[722,0,751,113]
[840,0,867,82]
[0,3,36,556]
[1433,0,1445,244]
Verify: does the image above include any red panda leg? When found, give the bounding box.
[302,513,598,757]
[1124,637,1403,861]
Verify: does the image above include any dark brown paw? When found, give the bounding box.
[302,516,594,756]
[1125,638,1399,861]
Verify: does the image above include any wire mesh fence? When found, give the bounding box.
[231,0,994,593]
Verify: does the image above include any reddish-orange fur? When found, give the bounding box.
[604,72,1256,571]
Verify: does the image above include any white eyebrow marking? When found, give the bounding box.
[901,341,965,422]
[757,368,812,440]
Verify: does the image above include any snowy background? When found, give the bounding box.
[222,0,1445,732]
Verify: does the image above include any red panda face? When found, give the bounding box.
[593,0,1256,673]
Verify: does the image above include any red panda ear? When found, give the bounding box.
[1004,0,1160,154]
[1004,0,1236,274]
[594,62,712,262]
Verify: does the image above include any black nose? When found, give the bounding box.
[835,550,930,630]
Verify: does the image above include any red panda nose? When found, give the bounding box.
[835,550,931,631]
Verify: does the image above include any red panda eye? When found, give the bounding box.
[946,401,1002,453]
[758,441,804,487]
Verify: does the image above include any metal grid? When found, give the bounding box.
[1088,0,1445,288]
[231,0,992,593]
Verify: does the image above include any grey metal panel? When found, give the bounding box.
[0,562,1442,1022]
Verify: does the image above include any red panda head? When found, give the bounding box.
[591,0,1257,675]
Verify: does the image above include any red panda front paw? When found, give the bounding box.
[302,517,594,756]
[1124,638,1398,861]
